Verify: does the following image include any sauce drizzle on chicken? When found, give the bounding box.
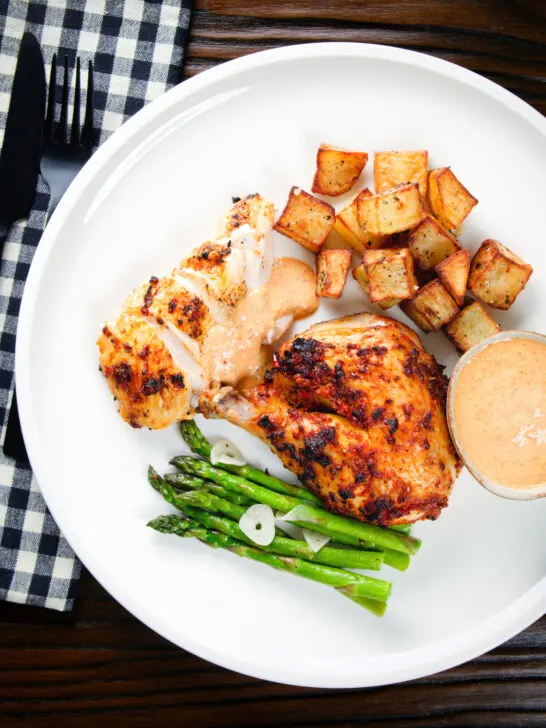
[97,195,317,429]
[202,257,318,386]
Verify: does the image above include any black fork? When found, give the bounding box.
[3,55,95,463]
[41,54,94,217]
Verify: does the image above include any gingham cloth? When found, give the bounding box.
[0,0,192,611]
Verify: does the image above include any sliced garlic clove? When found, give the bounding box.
[274,512,305,540]
[239,504,275,546]
[210,438,246,467]
[303,528,330,553]
[279,504,312,523]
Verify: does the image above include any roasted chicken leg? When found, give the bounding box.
[200,313,462,526]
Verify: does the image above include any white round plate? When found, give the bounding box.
[16,43,546,688]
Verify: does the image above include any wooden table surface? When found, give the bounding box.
[1,1,545,725]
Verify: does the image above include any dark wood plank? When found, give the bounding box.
[0,569,544,726]
[185,10,546,115]
[200,0,546,43]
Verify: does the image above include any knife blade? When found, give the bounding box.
[0,32,46,249]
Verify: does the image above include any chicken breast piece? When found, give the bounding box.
[178,241,247,310]
[98,194,279,430]
[218,193,275,289]
[219,193,275,239]
[200,314,461,526]
[98,315,192,429]
[124,276,212,346]
[170,194,276,309]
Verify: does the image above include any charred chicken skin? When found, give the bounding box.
[97,194,276,429]
[199,313,462,526]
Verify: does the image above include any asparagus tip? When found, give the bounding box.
[147,514,197,535]
[148,466,163,492]
[147,514,178,531]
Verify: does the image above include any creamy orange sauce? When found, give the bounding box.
[454,338,546,488]
[202,257,318,386]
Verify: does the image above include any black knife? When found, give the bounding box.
[0,33,45,463]
[0,32,46,250]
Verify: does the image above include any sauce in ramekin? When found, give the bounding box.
[450,334,546,492]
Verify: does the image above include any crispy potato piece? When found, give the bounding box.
[400,279,459,333]
[334,189,390,253]
[274,186,335,253]
[444,301,500,353]
[467,239,533,310]
[427,167,478,229]
[356,183,426,235]
[374,150,428,197]
[315,249,352,299]
[312,144,368,196]
[435,248,470,306]
[363,248,418,306]
[352,262,401,309]
[408,214,461,270]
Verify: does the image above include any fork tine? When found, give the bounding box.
[70,57,81,147]
[44,54,56,143]
[81,60,94,152]
[56,56,69,143]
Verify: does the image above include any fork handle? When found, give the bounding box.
[3,387,29,463]
[47,190,63,222]
[0,221,10,257]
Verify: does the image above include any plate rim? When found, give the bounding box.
[15,41,546,688]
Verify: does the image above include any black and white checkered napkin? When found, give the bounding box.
[0,0,192,611]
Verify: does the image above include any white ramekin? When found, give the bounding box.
[447,330,546,501]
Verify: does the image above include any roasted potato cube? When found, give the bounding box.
[374,150,428,197]
[427,167,478,229]
[467,239,533,310]
[400,279,459,333]
[356,183,426,235]
[408,214,461,270]
[316,249,352,299]
[444,301,500,353]
[312,144,368,196]
[363,248,418,305]
[334,189,390,253]
[352,263,401,309]
[435,248,470,306]
[274,186,335,253]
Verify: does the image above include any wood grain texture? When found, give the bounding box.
[186,8,546,115]
[1,3,545,726]
[0,569,544,727]
[201,0,546,43]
